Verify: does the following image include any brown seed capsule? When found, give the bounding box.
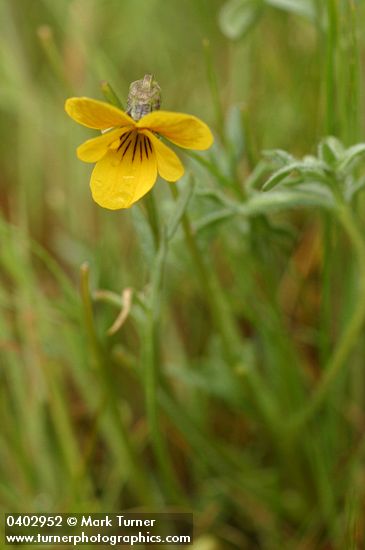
[126,74,161,121]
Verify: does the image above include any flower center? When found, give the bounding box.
[116,130,153,162]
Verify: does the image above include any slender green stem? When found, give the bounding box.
[100,80,124,110]
[143,191,161,249]
[327,202,365,364]
[319,0,338,367]
[144,303,186,503]
[319,213,334,366]
[79,263,154,504]
[289,199,365,430]
[37,25,73,94]
[141,196,186,503]
[169,185,242,365]
[80,262,101,366]
[202,38,226,146]
[346,0,360,143]
[325,0,338,135]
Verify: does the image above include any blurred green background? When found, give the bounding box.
[1,0,365,548]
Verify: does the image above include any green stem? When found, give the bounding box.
[141,196,186,503]
[202,38,226,146]
[144,191,161,249]
[80,263,101,366]
[289,200,365,429]
[346,0,360,143]
[144,302,185,503]
[37,25,73,94]
[170,185,242,364]
[327,202,365,365]
[100,80,124,109]
[325,0,338,135]
[79,263,154,504]
[319,213,334,366]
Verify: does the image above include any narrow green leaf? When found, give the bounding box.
[263,160,330,191]
[339,143,365,172]
[265,0,315,20]
[187,150,233,187]
[262,164,298,190]
[346,176,365,201]
[167,178,195,240]
[100,80,124,109]
[131,205,155,266]
[219,0,264,40]
[318,136,344,166]
[194,208,237,234]
[262,149,295,166]
[239,189,333,216]
[225,103,245,161]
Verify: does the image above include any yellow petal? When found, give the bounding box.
[137,111,213,150]
[141,130,184,182]
[65,97,135,130]
[90,131,157,209]
[77,128,129,163]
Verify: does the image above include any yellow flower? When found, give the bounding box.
[65,97,214,210]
